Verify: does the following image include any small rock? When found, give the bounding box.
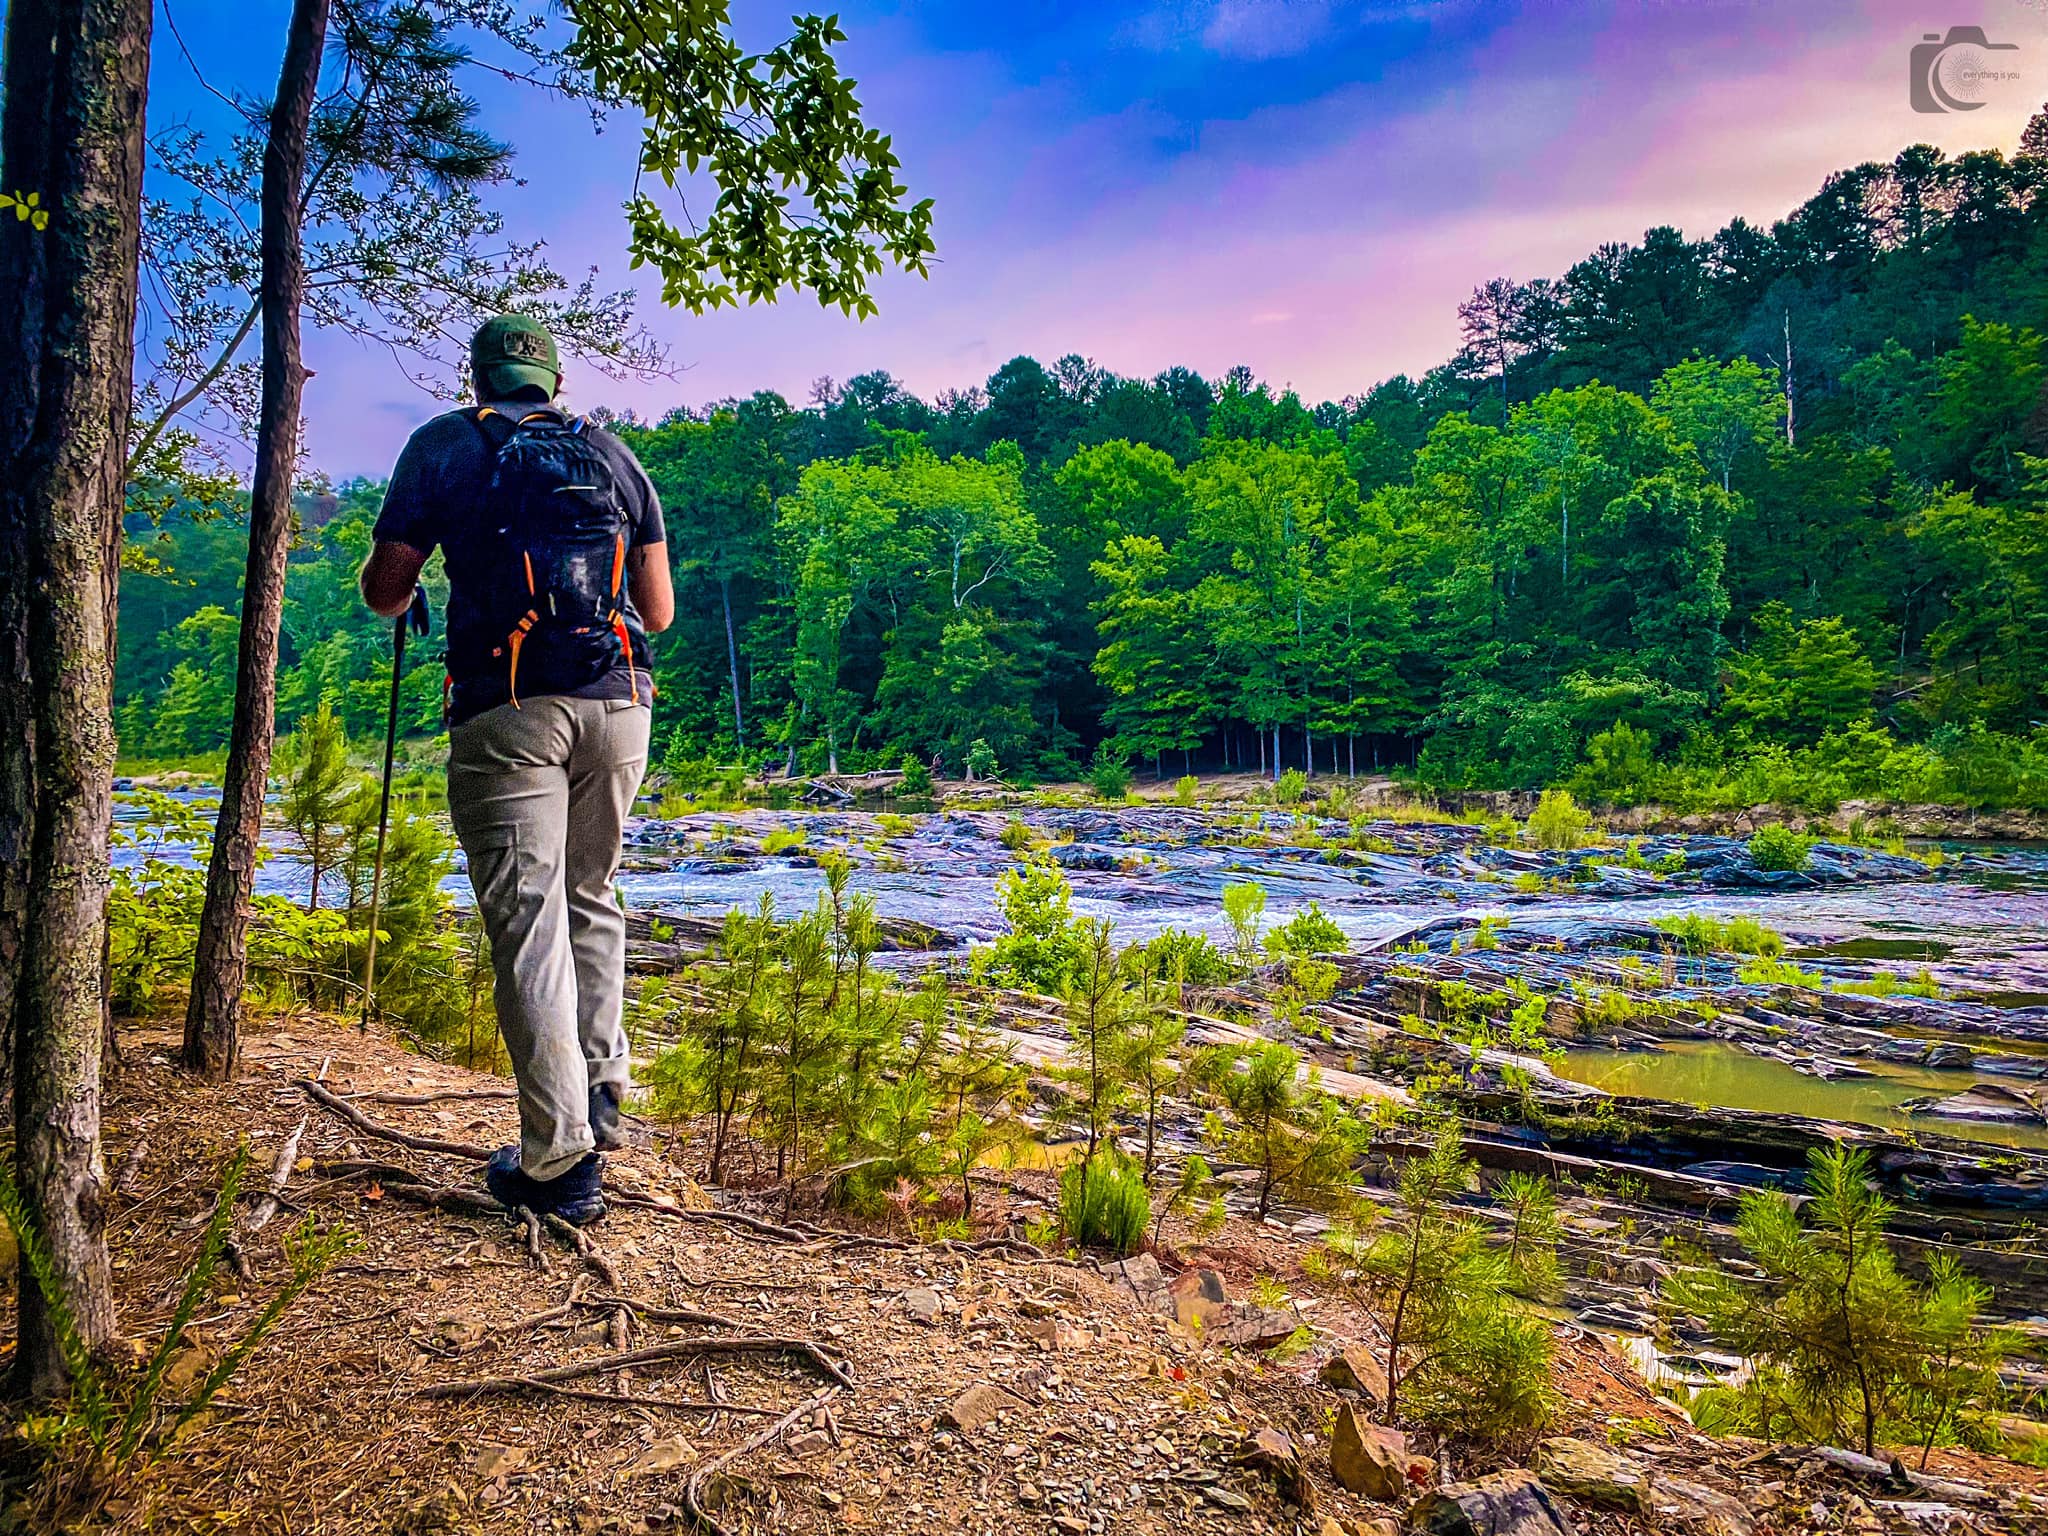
[902,1286,944,1323]
[623,1437,695,1478]
[1406,1470,1569,1536]
[1203,1486,1254,1512]
[1319,1345,1389,1407]
[1053,1518,1089,1535]
[474,1444,528,1481]
[1331,1406,1431,1502]
[1533,1437,1648,1513]
[938,1382,1008,1433]
[783,1430,832,1457]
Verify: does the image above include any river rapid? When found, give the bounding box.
[115,789,2048,1148]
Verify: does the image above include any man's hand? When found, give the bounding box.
[362,540,429,616]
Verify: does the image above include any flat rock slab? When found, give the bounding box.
[938,1382,1009,1433]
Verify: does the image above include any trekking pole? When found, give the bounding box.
[363,586,430,1028]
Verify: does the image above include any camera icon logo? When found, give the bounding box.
[1911,26,2020,113]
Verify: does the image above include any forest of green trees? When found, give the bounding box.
[118,134,2048,811]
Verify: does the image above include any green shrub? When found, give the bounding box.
[1836,968,1943,999]
[1268,902,1347,957]
[1571,720,1659,806]
[897,752,933,797]
[1274,768,1308,806]
[762,827,808,854]
[1057,1151,1151,1255]
[1326,1120,1555,1439]
[1090,741,1131,800]
[999,817,1035,851]
[1525,788,1598,850]
[966,738,999,781]
[1203,1042,1363,1219]
[1653,913,1786,958]
[978,857,1083,991]
[1749,824,1815,871]
[1736,956,1825,989]
[1222,880,1267,968]
[1669,1144,2016,1461]
[1173,774,1199,807]
[1141,927,1234,987]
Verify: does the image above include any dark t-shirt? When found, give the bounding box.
[374,402,666,725]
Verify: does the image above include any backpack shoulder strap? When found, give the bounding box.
[471,405,517,450]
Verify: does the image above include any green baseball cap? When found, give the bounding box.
[470,313,560,397]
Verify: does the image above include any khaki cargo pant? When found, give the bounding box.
[448,695,650,1179]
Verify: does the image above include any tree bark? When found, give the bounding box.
[183,0,331,1078]
[0,0,152,1397]
[720,576,744,750]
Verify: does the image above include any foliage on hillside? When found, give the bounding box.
[117,135,2048,809]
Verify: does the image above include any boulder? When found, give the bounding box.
[1406,1471,1569,1536]
[1320,1344,1390,1408]
[1533,1437,1646,1513]
[1103,1252,1173,1314]
[1237,1426,1317,1510]
[1206,1304,1300,1350]
[1332,1406,1432,1502]
[1170,1267,1231,1328]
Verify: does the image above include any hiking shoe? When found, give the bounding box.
[589,1081,629,1152]
[485,1145,605,1226]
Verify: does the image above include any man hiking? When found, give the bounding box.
[361,315,674,1224]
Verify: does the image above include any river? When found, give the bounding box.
[114,788,2048,1145]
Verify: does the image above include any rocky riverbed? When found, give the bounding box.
[600,801,2048,1329]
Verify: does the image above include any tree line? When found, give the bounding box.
[119,130,2048,812]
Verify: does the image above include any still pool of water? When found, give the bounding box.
[1555,1039,2048,1151]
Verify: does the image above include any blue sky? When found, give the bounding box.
[145,0,2048,475]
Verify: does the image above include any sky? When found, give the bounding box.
[146,0,2048,476]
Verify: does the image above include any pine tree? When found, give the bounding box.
[1203,1042,1361,1220]
[275,700,354,912]
[1329,1120,1554,1434]
[1670,1143,1927,1457]
[1059,918,1131,1163]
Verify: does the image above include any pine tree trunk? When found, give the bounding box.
[720,575,744,749]
[183,0,331,1078]
[0,0,152,1398]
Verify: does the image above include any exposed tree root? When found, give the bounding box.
[416,1335,853,1400]
[296,1078,495,1159]
[683,1386,843,1536]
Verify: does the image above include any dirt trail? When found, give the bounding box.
[13,1014,2044,1534]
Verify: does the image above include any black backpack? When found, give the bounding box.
[462,406,638,706]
